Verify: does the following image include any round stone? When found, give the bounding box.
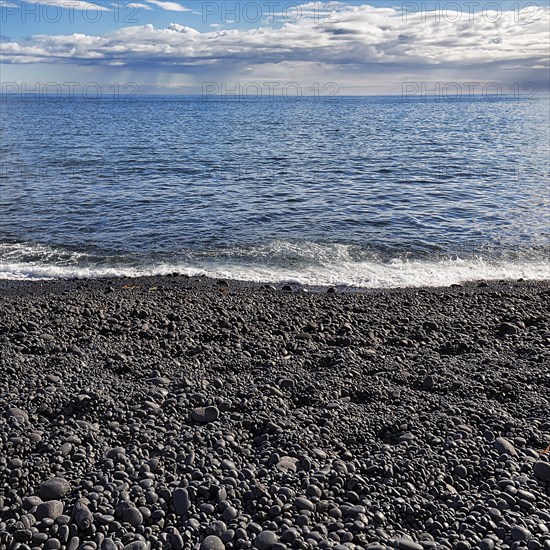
[395,539,423,550]
[8,458,23,469]
[173,488,191,515]
[123,507,143,527]
[222,506,238,521]
[206,521,227,537]
[192,406,219,423]
[294,497,314,512]
[533,461,550,481]
[44,538,61,550]
[200,535,225,550]
[35,500,64,521]
[122,542,148,550]
[305,485,322,498]
[511,526,532,542]
[255,530,279,550]
[7,407,29,422]
[494,437,517,456]
[479,538,495,550]
[39,478,71,500]
[276,458,298,473]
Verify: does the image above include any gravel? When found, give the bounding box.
[0,276,549,550]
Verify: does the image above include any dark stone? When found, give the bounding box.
[200,535,225,550]
[192,406,219,423]
[255,531,279,550]
[39,477,71,500]
[533,461,550,481]
[173,488,191,515]
[35,500,64,520]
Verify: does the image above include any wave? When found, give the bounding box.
[1,241,548,288]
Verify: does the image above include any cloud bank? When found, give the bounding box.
[1,3,548,92]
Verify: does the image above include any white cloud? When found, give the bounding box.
[146,0,189,11]
[0,1,18,8]
[124,2,152,10]
[21,0,111,10]
[0,3,548,90]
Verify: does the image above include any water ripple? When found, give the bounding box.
[1,95,548,283]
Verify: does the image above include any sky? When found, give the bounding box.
[0,0,549,96]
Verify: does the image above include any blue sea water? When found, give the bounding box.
[0,95,548,287]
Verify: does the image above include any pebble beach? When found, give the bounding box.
[1,276,549,550]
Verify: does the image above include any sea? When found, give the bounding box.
[1,94,548,287]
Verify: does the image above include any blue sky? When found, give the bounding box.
[1,1,549,95]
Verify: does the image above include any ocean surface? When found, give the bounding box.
[1,95,548,287]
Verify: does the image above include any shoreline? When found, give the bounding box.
[1,276,549,549]
[1,272,549,296]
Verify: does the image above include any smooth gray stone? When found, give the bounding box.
[39,478,71,501]
[533,461,550,481]
[35,501,64,521]
[255,531,279,550]
[200,535,225,550]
